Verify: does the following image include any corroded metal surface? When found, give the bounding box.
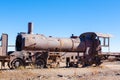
[0,34,8,56]
[16,33,86,52]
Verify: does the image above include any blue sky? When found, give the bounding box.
[0,0,120,52]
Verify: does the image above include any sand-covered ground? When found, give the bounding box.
[0,61,120,80]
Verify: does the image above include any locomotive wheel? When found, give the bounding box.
[94,56,102,66]
[10,58,24,69]
[35,59,45,68]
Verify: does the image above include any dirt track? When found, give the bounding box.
[0,61,120,80]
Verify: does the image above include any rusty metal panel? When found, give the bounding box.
[1,34,8,56]
[23,34,48,50]
[0,47,2,56]
[34,35,48,50]
[59,38,73,51]
[47,37,60,50]
[71,38,80,51]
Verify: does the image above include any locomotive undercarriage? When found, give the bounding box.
[8,51,61,69]
[67,54,102,68]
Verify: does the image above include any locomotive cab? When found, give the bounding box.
[80,32,101,52]
[80,32,111,52]
[79,32,111,66]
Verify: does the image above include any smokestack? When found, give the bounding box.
[28,22,33,34]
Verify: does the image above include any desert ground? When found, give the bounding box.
[0,61,120,80]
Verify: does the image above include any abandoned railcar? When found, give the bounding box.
[0,22,112,69]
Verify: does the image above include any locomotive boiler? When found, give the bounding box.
[16,30,85,52]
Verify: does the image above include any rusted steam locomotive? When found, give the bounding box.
[0,22,111,69]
